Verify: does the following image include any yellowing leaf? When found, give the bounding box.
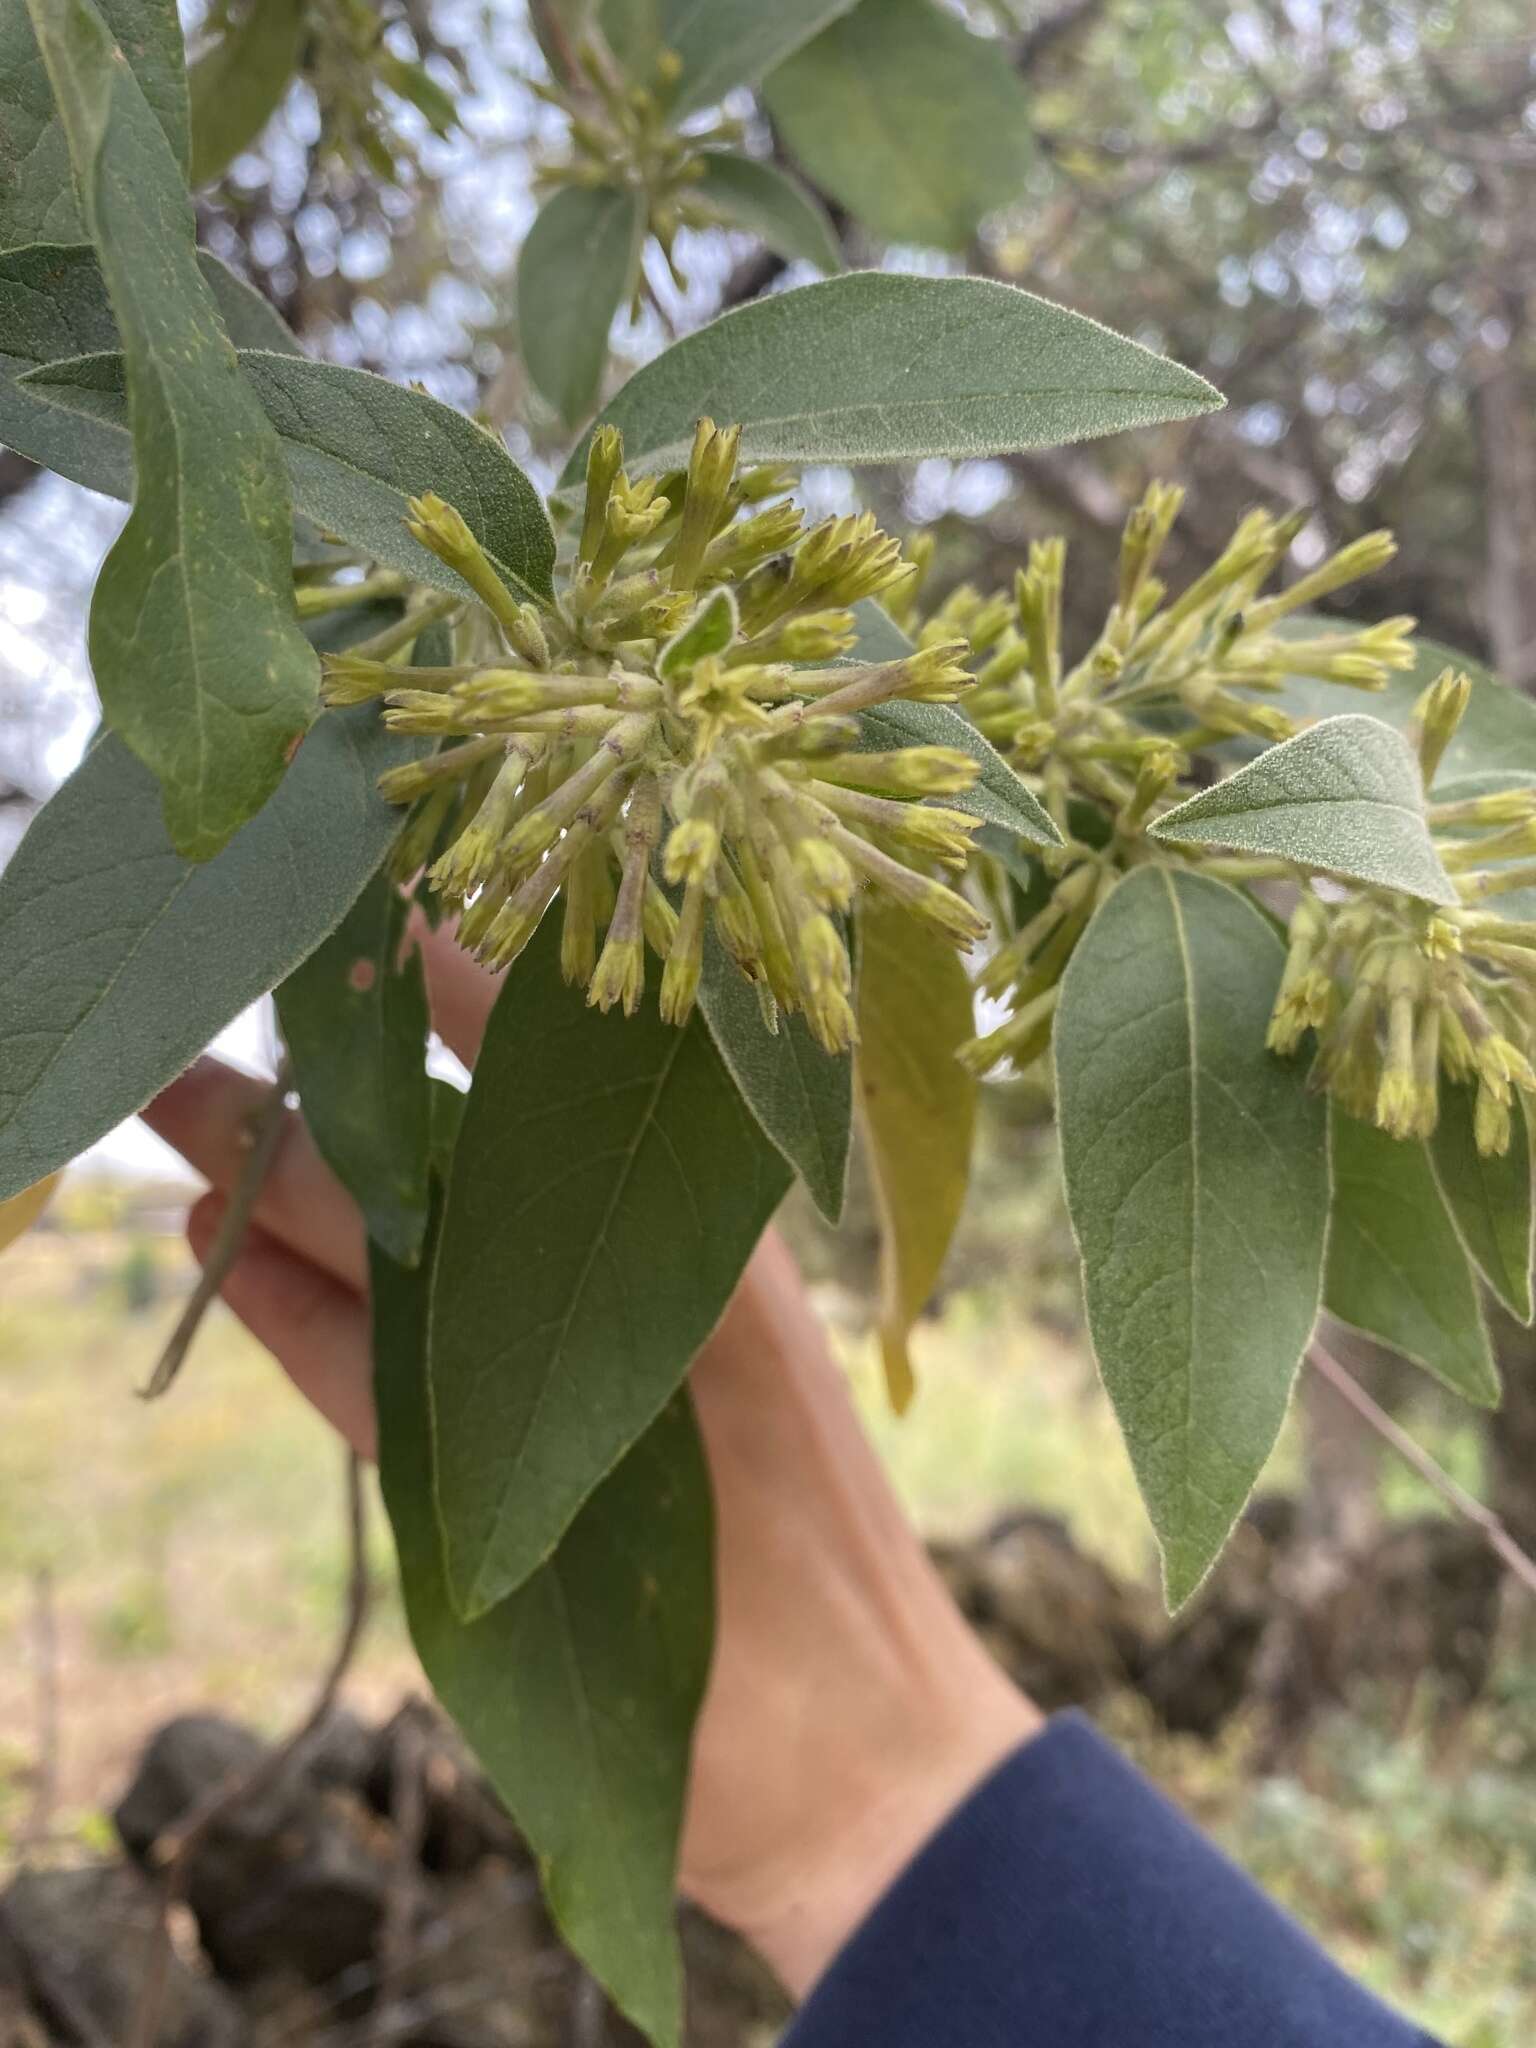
[855,898,977,1411]
[0,1170,62,1256]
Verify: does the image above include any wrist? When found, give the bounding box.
[733,1657,1042,1998]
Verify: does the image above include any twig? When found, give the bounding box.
[20,1566,59,1858]
[141,1062,292,1400]
[1307,1337,1536,1600]
[129,1451,371,2048]
[371,1708,429,2043]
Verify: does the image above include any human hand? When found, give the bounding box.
[142,919,1040,1997]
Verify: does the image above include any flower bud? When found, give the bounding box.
[814,747,978,798]
[1245,531,1397,629]
[405,494,528,636]
[580,426,625,566]
[1411,667,1471,790]
[670,418,742,592]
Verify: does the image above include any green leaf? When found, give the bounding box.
[24,347,558,607]
[0,706,426,1203]
[430,912,788,1617]
[201,257,303,355]
[765,0,1032,252]
[845,596,914,664]
[1054,866,1329,1607]
[1326,1106,1499,1404]
[695,924,851,1222]
[188,0,305,186]
[659,584,737,676]
[1151,714,1457,906]
[857,698,1061,846]
[0,242,133,494]
[274,873,432,1266]
[1,0,187,247]
[559,271,1221,489]
[1430,1084,1533,1325]
[692,151,841,273]
[598,0,859,117]
[27,0,317,860]
[855,898,977,1411]
[516,183,644,429]
[0,243,297,498]
[374,1221,709,2048]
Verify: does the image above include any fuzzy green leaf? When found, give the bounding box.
[27,0,317,860]
[0,243,296,497]
[430,913,788,1617]
[766,0,1032,252]
[275,874,432,1266]
[1151,714,1456,906]
[695,924,851,1222]
[1,0,187,247]
[855,897,977,1411]
[375,1220,710,2048]
[0,242,133,494]
[188,0,305,186]
[1429,1084,1533,1325]
[23,347,557,605]
[598,0,859,117]
[0,699,425,1204]
[1326,1107,1498,1403]
[1055,867,1329,1607]
[692,152,841,273]
[517,183,644,428]
[560,272,1220,488]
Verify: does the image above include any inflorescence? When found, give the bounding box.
[322,421,986,1052]
[310,442,1536,1154]
[1269,671,1536,1156]
[903,488,1536,1152]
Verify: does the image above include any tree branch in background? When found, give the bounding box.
[0,449,37,510]
[130,1449,371,2048]
[140,1061,292,1400]
[1307,1337,1536,1601]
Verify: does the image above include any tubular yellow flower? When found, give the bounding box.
[368,429,989,1050]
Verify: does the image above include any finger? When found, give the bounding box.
[142,1057,368,1292]
[409,909,501,1067]
[187,1193,377,1459]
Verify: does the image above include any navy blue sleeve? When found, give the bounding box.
[784,1712,1440,2048]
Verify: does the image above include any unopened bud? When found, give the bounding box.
[670,418,743,592]
[1411,667,1471,790]
[405,494,527,635]
[1246,530,1397,629]
[580,426,625,566]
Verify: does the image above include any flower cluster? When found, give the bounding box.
[324,421,987,1050]
[531,37,746,295]
[910,486,1420,1076]
[1270,671,1536,1156]
[197,0,459,183]
[900,482,1416,836]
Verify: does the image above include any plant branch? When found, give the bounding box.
[130,1449,371,2048]
[1307,1337,1536,1600]
[141,1061,292,1400]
